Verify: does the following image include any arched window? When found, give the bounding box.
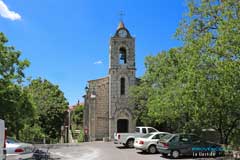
[119,47,127,64]
[120,77,125,95]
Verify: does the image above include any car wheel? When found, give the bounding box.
[148,145,157,154]
[171,150,180,159]
[127,139,134,148]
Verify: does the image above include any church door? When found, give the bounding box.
[117,119,129,133]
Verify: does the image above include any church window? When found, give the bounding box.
[119,47,127,64]
[120,77,125,95]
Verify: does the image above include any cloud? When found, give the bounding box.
[0,0,21,21]
[94,60,103,65]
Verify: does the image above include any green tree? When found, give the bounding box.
[27,78,68,141]
[175,0,240,144]
[0,32,34,139]
[71,104,84,130]
[71,104,84,142]
[131,0,240,144]
[0,86,35,139]
[0,32,30,84]
[19,123,45,143]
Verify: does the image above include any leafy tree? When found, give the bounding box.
[176,0,240,144]
[0,32,30,84]
[0,86,35,139]
[131,0,240,144]
[27,78,68,141]
[71,104,84,130]
[19,123,45,143]
[71,104,84,142]
[0,32,69,143]
[0,32,34,139]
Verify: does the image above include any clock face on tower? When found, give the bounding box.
[118,29,127,38]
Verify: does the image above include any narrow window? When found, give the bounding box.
[120,77,125,95]
[119,47,127,64]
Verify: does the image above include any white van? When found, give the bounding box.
[0,119,6,160]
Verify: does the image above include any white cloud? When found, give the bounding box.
[0,0,21,21]
[94,60,103,65]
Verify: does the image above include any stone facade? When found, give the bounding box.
[83,21,136,140]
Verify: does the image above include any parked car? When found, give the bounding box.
[114,126,159,148]
[0,119,6,160]
[134,132,171,154]
[6,137,34,160]
[157,133,224,159]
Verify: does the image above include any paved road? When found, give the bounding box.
[46,142,223,160]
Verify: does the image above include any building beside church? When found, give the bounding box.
[83,21,137,141]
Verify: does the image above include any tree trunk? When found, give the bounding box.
[224,136,229,145]
[16,128,19,140]
[218,127,224,144]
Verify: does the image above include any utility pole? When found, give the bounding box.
[68,109,71,143]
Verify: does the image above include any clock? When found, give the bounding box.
[118,29,127,38]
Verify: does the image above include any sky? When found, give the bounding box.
[0,0,187,106]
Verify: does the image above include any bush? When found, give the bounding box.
[230,129,240,150]
[77,129,84,143]
[19,124,45,143]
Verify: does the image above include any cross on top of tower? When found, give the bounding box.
[117,11,126,30]
[119,10,125,21]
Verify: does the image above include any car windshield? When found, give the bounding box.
[7,137,20,144]
[142,134,153,138]
[161,134,173,141]
[159,133,170,139]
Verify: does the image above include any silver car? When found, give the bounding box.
[6,137,34,160]
[0,119,6,160]
[134,132,171,154]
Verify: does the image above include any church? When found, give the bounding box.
[83,21,137,141]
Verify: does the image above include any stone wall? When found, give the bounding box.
[95,77,109,139]
[109,37,135,70]
[87,77,109,140]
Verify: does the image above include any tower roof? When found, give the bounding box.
[117,21,125,30]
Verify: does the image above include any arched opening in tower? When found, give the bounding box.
[119,47,127,64]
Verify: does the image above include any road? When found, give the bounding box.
[46,142,222,160]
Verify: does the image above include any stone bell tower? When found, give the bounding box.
[108,21,136,138]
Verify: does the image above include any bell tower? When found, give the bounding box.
[108,21,136,138]
[109,21,135,70]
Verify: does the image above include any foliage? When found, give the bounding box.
[230,129,240,149]
[70,105,84,143]
[27,78,69,140]
[77,129,84,143]
[71,105,84,130]
[0,86,35,139]
[19,123,45,144]
[0,32,70,143]
[0,32,34,139]
[131,0,240,144]
[0,32,30,84]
